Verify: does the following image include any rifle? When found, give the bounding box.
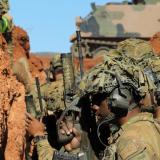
[56,53,80,144]
[35,77,45,118]
[56,28,85,144]
[76,30,84,79]
[25,77,45,119]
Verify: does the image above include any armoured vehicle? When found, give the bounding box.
[70,0,160,58]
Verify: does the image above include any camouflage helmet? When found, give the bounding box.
[50,53,62,71]
[79,54,155,97]
[116,39,160,85]
[41,81,65,113]
[0,0,9,15]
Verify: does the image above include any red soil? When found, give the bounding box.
[0,34,26,160]
[74,55,104,72]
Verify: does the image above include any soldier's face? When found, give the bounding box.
[92,99,111,121]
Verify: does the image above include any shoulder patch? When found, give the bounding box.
[117,138,145,160]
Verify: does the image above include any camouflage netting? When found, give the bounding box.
[41,79,65,113]
[0,34,26,159]
[79,39,157,97]
[116,39,160,81]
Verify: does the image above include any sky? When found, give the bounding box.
[10,0,124,53]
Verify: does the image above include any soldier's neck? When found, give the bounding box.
[55,73,62,81]
[118,107,141,125]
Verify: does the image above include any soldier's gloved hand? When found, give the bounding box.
[25,112,46,137]
[60,120,81,152]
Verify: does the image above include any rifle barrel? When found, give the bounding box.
[35,77,43,114]
[76,30,84,79]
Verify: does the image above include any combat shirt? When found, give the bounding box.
[105,112,160,160]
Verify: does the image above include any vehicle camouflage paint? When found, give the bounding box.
[70,0,160,57]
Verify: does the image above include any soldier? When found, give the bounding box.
[44,53,63,82]
[0,0,13,34]
[84,83,160,159]
[98,84,160,159]
[81,52,160,159]
[13,54,66,159]
[83,66,160,160]
[41,53,65,115]
[78,56,160,159]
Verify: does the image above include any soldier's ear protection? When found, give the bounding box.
[108,73,140,117]
[108,87,135,110]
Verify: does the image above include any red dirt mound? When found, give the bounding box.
[29,54,51,83]
[12,26,104,83]
[11,26,49,83]
[74,55,104,72]
[12,26,30,59]
[0,34,26,160]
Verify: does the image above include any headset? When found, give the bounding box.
[108,73,141,118]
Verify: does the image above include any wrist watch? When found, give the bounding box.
[33,134,48,144]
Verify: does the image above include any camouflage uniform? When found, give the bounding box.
[0,0,13,33]
[41,53,65,114]
[103,112,160,160]
[36,139,56,160]
[0,15,9,33]
[2,13,13,32]
[79,49,160,160]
